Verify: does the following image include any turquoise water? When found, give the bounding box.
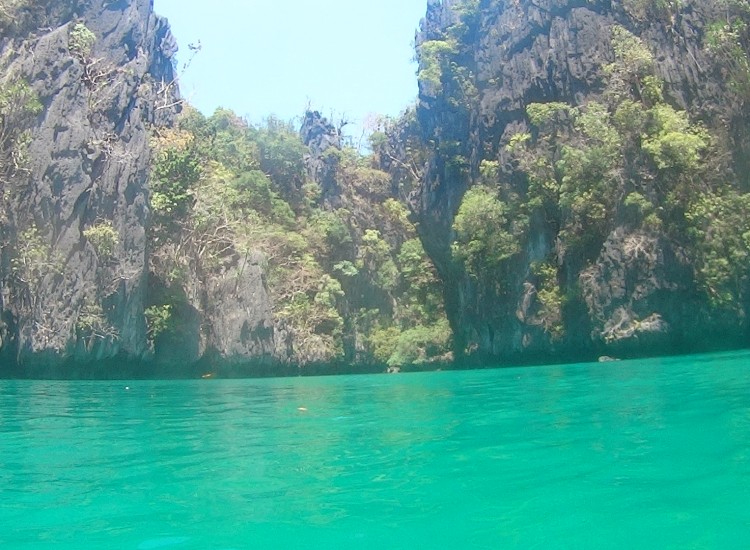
[1,351,749,549]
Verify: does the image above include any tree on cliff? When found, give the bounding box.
[0,78,41,199]
[398,0,750,361]
[145,106,451,369]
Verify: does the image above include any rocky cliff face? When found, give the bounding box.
[301,110,342,207]
[0,0,179,373]
[3,0,747,376]
[410,0,750,362]
[147,244,281,374]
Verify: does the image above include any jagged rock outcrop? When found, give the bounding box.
[301,110,342,207]
[3,0,746,376]
[0,0,179,372]
[410,0,750,363]
[148,249,284,373]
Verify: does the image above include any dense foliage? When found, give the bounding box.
[403,0,750,357]
[505,25,749,309]
[147,107,450,368]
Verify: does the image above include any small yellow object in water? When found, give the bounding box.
[297,407,308,412]
[201,373,215,379]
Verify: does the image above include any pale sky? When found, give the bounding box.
[153,0,428,135]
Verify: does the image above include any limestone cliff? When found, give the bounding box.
[0,0,179,373]
[0,1,447,377]
[409,0,750,363]
[3,0,748,376]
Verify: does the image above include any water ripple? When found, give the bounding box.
[1,351,750,548]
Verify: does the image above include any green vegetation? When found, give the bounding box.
[705,1,750,100]
[416,1,479,108]
[10,225,62,312]
[622,0,682,22]
[358,229,398,291]
[149,127,201,218]
[368,318,452,368]
[451,185,521,280]
[83,221,119,259]
[76,300,118,348]
[145,304,173,345]
[686,191,750,308]
[499,23,747,314]
[147,106,450,367]
[0,78,42,201]
[417,39,459,92]
[641,105,709,170]
[526,102,573,127]
[531,262,564,340]
[69,22,96,60]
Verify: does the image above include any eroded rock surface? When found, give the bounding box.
[0,0,179,371]
[410,0,750,362]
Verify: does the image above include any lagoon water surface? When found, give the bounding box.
[1,351,749,548]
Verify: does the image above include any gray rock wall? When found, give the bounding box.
[0,0,179,371]
[411,0,750,363]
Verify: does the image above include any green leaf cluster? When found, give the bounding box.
[357,229,399,292]
[11,225,62,301]
[370,318,452,367]
[69,22,96,60]
[76,300,118,346]
[355,228,450,367]
[417,39,458,91]
[641,105,709,171]
[706,14,750,99]
[686,191,750,307]
[145,304,172,344]
[149,130,201,219]
[83,221,119,258]
[526,102,573,128]
[451,185,520,280]
[623,0,682,21]
[0,78,42,194]
[531,261,564,340]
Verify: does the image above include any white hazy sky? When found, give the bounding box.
[153,0,428,134]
